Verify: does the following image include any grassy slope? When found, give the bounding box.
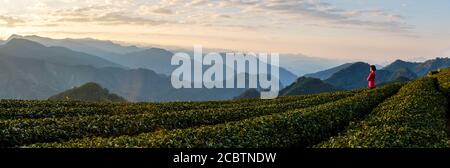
[317,77,449,148]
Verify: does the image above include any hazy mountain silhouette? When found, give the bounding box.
[304,63,353,80]
[0,53,250,101]
[9,35,298,87]
[0,38,253,101]
[120,48,175,75]
[48,82,127,102]
[8,34,142,55]
[0,38,122,68]
[279,54,345,76]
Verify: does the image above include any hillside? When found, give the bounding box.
[48,82,127,102]
[377,76,412,87]
[234,89,260,99]
[280,77,341,96]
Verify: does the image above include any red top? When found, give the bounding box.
[367,71,376,88]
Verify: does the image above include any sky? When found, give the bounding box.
[0,0,449,64]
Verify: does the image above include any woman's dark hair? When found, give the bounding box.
[370,65,377,71]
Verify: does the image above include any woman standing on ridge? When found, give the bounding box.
[367,65,376,89]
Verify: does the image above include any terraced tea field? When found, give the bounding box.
[2,69,450,148]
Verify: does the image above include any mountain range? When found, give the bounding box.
[9,35,298,86]
[1,34,450,101]
[0,37,296,101]
[0,38,122,68]
[0,38,249,101]
[10,35,345,77]
[383,58,450,76]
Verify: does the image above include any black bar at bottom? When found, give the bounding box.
[1,148,448,167]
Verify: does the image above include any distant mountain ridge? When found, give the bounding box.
[0,38,122,68]
[121,48,175,75]
[384,58,450,76]
[278,54,346,76]
[7,34,142,55]
[304,63,352,80]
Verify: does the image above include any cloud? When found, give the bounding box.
[348,9,405,21]
[215,14,231,19]
[0,15,24,27]
[184,0,414,35]
[0,0,416,36]
[255,1,411,33]
[58,12,167,26]
[153,7,173,15]
[187,0,210,7]
[50,6,169,26]
[97,12,167,25]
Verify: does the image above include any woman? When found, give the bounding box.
[367,65,376,89]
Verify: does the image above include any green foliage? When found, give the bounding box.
[435,68,450,96]
[0,91,357,120]
[31,83,402,148]
[1,91,355,147]
[317,77,449,148]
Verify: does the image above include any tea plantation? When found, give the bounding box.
[1,69,450,148]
